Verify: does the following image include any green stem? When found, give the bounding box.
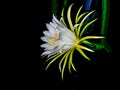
[101,0,111,53]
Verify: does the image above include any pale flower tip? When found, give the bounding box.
[87,49,94,52]
[45,65,49,70]
[40,37,42,40]
[40,37,47,42]
[41,53,45,56]
[53,14,55,18]
[98,36,105,39]
[74,24,79,28]
[91,50,95,52]
[45,23,48,27]
[88,58,91,61]
[59,68,61,73]
[40,44,45,48]
[45,67,48,70]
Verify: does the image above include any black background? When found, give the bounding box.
[18,0,114,89]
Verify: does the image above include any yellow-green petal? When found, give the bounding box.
[79,36,105,42]
[80,18,98,37]
[75,5,83,23]
[76,47,90,60]
[67,3,74,31]
[45,50,68,70]
[76,45,94,52]
[77,10,95,36]
[61,50,71,79]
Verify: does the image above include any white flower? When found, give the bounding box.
[40,3,104,79]
[40,14,77,57]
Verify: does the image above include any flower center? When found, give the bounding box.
[47,33,60,48]
[47,38,57,47]
[54,33,59,41]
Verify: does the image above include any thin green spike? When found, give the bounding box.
[76,45,94,52]
[45,50,68,70]
[61,8,67,26]
[59,51,68,72]
[68,49,76,73]
[68,49,73,73]
[75,5,83,23]
[79,36,104,42]
[71,62,77,72]
[76,48,90,60]
[45,53,59,62]
[61,50,71,80]
[77,10,95,36]
[67,3,74,31]
[80,18,98,37]
[76,12,88,23]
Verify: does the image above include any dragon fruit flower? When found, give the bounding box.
[40,3,104,79]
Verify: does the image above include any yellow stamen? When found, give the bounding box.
[54,33,59,41]
[47,38,57,48]
[47,38,53,44]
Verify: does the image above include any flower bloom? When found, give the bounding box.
[40,3,104,79]
[40,14,77,57]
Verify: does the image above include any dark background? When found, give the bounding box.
[20,0,113,89]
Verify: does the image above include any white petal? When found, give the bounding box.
[61,36,73,44]
[44,46,55,50]
[50,22,57,28]
[52,14,64,27]
[53,14,61,24]
[46,23,56,36]
[57,26,75,38]
[43,31,51,37]
[60,17,62,22]
[41,50,52,56]
[60,31,76,43]
[62,45,72,50]
[57,45,64,53]
[40,44,53,49]
[40,36,47,42]
[47,51,58,57]
[52,19,58,27]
